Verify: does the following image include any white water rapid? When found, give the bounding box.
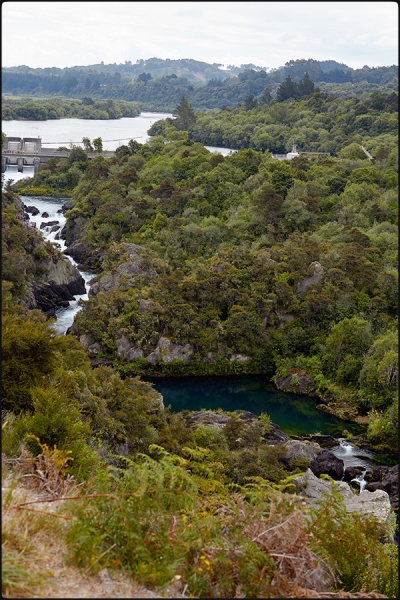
[20,194,92,335]
[332,438,381,491]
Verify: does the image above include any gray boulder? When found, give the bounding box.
[116,336,143,361]
[40,220,59,229]
[89,244,156,297]
[229,354,252,363]
[292,469,392,522]
[284,440,321,462]
[310,449,344,480]
[146,337,193,364]
[366,464,398,510]
[297,261,324,293]
[24,205,40,215]
[274,372,316,396]
[79,334,103,355]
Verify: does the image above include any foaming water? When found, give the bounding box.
[20,195,92,335]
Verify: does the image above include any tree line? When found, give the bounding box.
[2,97,140,121]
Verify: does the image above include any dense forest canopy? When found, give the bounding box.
[9,88,398,458]
[2,57,398,112]
[1,97,140,121]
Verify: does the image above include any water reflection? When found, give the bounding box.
[149,375,365,437]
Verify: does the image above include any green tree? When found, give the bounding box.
[298,72,316,96]
[359,331,398,409]
[323,317,373,385]
[82,137,93,152]
[277,76,298,102]
[173,96,196,130]
[259,87,272,105]
[92,137,103,153]
[244,94,258,110]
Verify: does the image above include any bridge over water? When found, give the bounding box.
[2,137,115,173]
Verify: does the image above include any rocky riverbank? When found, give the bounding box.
[189,409,398,525]
[22,203,86,316]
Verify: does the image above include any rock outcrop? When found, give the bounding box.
[116,336,144,361]
[291,469,392,523]
[80,334,103,355]
[292,434,339,448]
[366,464,398,510]
[27,255,86,315]
[310,449,344,480]
[189,410,289,445]
[24,205,40,215]
[297,261,324,293]
[89,244,156,297]
[146,337,193,364]
[275,371,316,396]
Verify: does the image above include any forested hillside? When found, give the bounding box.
[11,89,398,454]
[2,57,398,111]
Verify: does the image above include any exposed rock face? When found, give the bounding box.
[191,410,232,429]
[366,464,398,510]
[229,354,251,362]
[80,334,103,355]
[26,255,86,315]
[310,449,344,480]
[292,469,392,522]
[116,336,144,361]
[146,337,193,364]
[41,211,49,218]
[63,214,99,268]
[275,372,316,396]
[90,357,113,367]
[89,244,156,297]
[292,434,340,448]
[138,298,162,314]
[316,401,358,421]
[262,422,289,445]
[297,261,324,293]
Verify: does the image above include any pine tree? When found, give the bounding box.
[173,96,196,130]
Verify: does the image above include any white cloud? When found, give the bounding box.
[1,1,398,70]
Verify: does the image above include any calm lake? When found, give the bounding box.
[2,113,237,154]
[149,375,365,437]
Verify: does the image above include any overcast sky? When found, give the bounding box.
[2,1,398,71]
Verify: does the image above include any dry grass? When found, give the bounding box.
[1,452,390,599]
[1,455,184,598]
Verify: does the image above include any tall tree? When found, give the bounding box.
[298,72,316,96]
[173,96,196,130]
[92,137,103,153]
[276,76,298,102]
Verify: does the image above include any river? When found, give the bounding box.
[2,113,237,154]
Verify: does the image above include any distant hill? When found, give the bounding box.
[2,57,398,112]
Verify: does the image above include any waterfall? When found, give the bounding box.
[351,470,368,492]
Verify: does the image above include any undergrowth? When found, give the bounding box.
[2,439,397,598]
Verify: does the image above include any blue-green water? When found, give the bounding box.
[150,375,365,437]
